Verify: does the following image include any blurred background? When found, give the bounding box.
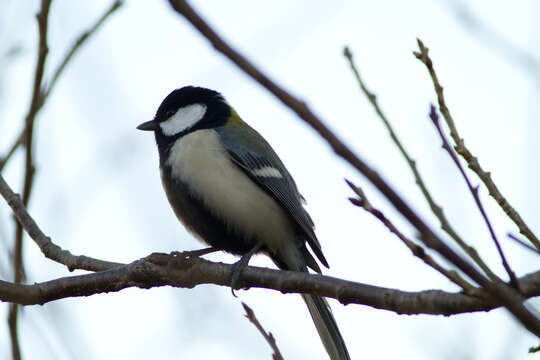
[0,0,539,359]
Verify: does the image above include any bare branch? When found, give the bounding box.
[167,0,540,336]
[343,46,498,283]
[413,38,540,252]
[0,135,23,173]
[0,252,539,317]
[3,253,540,315]
[8,1,53,358]
[429,105,518,288]
[345,179,476,293]
[507,234,540,255]
[242,303,284,360]
[2,169,540,317]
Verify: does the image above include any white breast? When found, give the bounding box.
[164,129,295,257]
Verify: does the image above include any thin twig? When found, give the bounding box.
[0,0,124,172]
[43,0,123,100]
[343,46,499,283]
[414,38,540,252]
[242,303,284,360]
[0,135,24,172]
[429,105,518,288]
[345,179,476,293]
[507,234,540,255]
[168,0,540,337]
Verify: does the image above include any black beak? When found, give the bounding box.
[137,120,157,131]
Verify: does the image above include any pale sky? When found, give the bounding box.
[0,1,539,359]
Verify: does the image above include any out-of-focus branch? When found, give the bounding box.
[167,0,540,337]
[0,0,124,172]
[0,136,23,172]
[44,0,123,100]
[414,38,540,252]
[345,180,476,293]
[439,0,540,86]
[0,252,539,316]
[242,303,284,360]
[5,4,123,355]
[429,105,518,288]
[343,46,499,283]
[9,1,52,358]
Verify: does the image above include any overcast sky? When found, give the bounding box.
[1,1,539,359]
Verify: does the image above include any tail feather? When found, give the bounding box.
[273,245,350,359]
[302,294,350,360]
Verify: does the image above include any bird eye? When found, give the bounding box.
[165,110,176,118]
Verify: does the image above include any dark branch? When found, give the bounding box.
[1,171,540,317]
[0,252,539,316]
[167,0,540,336]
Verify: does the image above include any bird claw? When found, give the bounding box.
[230,257,250,297]
[229,242,263,296]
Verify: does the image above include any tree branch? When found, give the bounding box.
[413,38,540,252]
[8,2,52,358]
[1,171,540,318]
[167,0,540,337]
[345,179,476,293]
[242,303,284,360]
[343,46,499,283]
[0,252,539,317]
[429,105,518,288]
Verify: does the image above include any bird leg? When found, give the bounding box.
[230,242,264,294]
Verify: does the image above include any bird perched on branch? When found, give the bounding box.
[137,86,350,360]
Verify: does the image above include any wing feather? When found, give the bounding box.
[215,123,328,268]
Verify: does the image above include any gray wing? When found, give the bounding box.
[215,125,328,268]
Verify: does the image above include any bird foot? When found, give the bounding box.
[230,242,263,296]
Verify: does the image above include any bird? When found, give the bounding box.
[137,86,350,360]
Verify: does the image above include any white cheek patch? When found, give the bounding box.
[160,103,207,136]
[252,166,283,178]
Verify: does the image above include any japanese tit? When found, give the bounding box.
[137,86,350,360]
